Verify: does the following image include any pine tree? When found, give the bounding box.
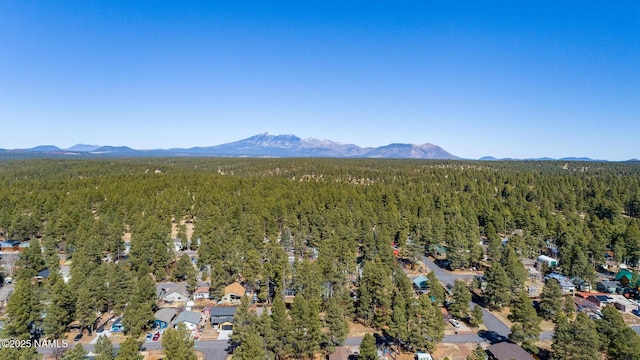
[470,304,484,327]
[161,324,197,360]
[449,280,471,320]
[359,333,377,360]
[501,246,527,300]
[289,294,321,359]
[426,271,444,305]
[5,277,42,339]
[270,294,291,358]
[233,331,267,360]
[467,345,487,360]
[62,343,88,360]
[567,313,600,360]
[508,290,541,353]
[539,278,563,321]
[325,296,349,348]
[407,296,443,352]
[483,262,510,309]
[94,335,115,360]
[551,313,572,360]
[115,337,141,360]
[388,291,408,351]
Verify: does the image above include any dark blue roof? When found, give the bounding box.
[37,269,50,278]
[0,240,20,246]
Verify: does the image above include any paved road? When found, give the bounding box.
[38,338,230,360]
[422,256,554,342]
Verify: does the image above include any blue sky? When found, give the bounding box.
[1,1,638,160]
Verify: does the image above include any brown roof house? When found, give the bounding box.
[221,282,246,304]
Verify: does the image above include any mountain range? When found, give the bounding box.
[0,133,459,160]
[0,133,635,161]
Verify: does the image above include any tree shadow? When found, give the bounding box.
[477,330,508,344]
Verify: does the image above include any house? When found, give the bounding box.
[412,275,428,290]
[156,282,189,304]
[18,242,30,251]
[221,282,245,304]
[574,297,598,312]
[487,342,533,360]
[538,255,558,268]
[174,310,202,331]
[597,280,621,294]
[154,308,177,329]
[610,295,638,313]
[587,295,612,308]
[111,317,124,332]
[415,353,434,360]
[544,273,575,294]
[328,346,349,360]
[173,240,184,252]
[33,268,50,283]
[0,240,20,252]
[123,241,131,255]
[193,285,210,300]
[209,307,237,330]
[615,269,634,287]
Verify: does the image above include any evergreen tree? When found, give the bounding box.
[539,279,563,321]
[483,262,510,309]
[501,246,527,300]
[94,335,115,360]
[289,294,322,359]
[359,333,377,360]
[407,296,444,352]
[0,347,42,360]
[508,290,541,353]
[5,277,42,339]
[470,304,484,327]
[115,337,141,360]
[567,313,600,360]
[551,313,572,360]
[597,305,640,359]
[467,345,487,360]
[388,291,408,351]
[62,343,88,360]
[426,271,445,305]
[270,294,291,358]
[233,331,267,360]
[449,280,471,320]
[325,296,349,349]
[172,254,193,282]
[161,324,197,360]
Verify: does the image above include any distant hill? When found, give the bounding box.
[1,133,460,160]
[0,134,627,161]
[67,144,100,152]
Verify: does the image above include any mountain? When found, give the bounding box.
[67,144,101,152]
[0,133,619,161]
[364,143,459,159]
[26,145,63,152]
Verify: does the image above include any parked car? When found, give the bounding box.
[632,309,640,317]
[73,333,83,342]
[146,333,153,341]
[152,332,160,341]
[449,319,461,328]
[96,326,104,333]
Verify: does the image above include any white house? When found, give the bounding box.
[156,282,189,304]
[193,285,210,301]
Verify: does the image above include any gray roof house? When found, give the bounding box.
[154,308,178,329]
[174,310,202,330]
[209,307,237,330]
[156,282,189,303]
